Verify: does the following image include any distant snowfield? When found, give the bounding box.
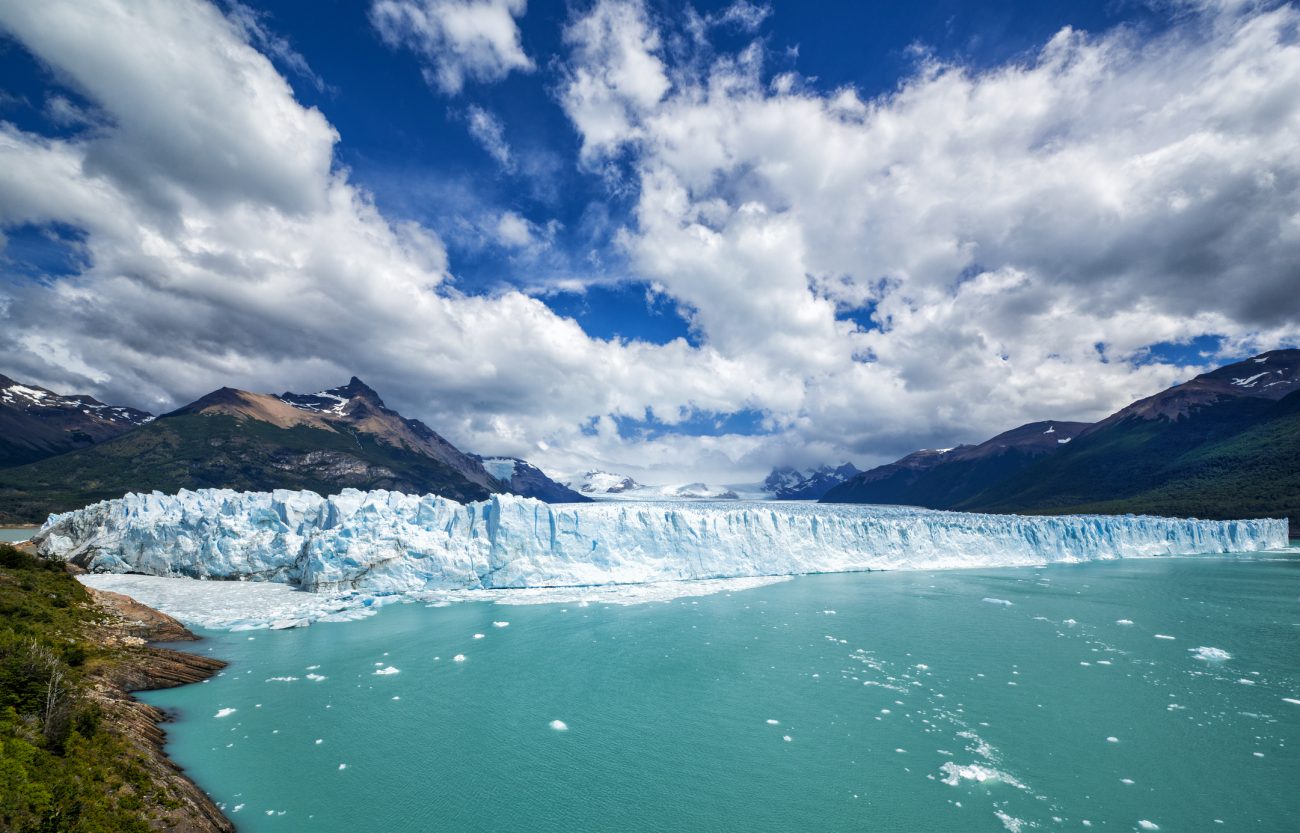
[48,489,1288,628]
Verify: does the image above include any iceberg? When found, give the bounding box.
[34,489,1288,594]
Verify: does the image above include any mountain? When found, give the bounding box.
[824,349,1300,534]
[0,378,501,522]
[572,470,644,495]
[823,421,1089,506]
[763,463,861,500]
[964,351,1300,531]
[0,374,153,467]
[476,456,591,503]
[568,470,739,500]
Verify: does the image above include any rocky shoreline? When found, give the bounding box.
[81,577,235,833]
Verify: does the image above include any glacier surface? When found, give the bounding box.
[37,489,1288,598]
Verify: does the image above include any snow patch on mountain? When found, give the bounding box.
[763,463,861,500]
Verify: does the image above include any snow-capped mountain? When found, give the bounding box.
[571,470,644,495]
[0,374,154,467]
[763,463,861,500]
[475,456,591,503]
[568,471,739,500]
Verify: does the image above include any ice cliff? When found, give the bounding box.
[36,489,1289,593]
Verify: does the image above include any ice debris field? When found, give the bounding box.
[40,488,1288,629]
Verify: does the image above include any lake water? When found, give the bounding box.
[0,528,35,543]
[144,554,1299,832]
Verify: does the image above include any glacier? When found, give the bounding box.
[36,488,1288,597]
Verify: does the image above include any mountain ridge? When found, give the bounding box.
[0,374,154,467]
[823,350,1299,534]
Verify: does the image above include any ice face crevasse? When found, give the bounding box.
[35,489,1289,593]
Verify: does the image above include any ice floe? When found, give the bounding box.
[1190,646,1231,661]
[938,762,1026,789]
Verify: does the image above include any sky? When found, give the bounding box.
[0,0,1297,485]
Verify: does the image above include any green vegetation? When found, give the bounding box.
[0,544,170,832]
[965,395,1299,532]
[0,412,491,523]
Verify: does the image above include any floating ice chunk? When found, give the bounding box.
[822,610,837,615]
[1283,697,1300,705]
[1138,822,1159,831]
[938,762,1026,789]
[994,809,1026,832]
[233,804,244,813]
[338,763,347,770]
[1154,634,1176,640]
[1190,646,1231,661]
[783,735,792,742]
[982,598,1013,606]
[1116,619,1134,625]
[214,708,237,719]
[453,654,466,662]
[306,673,327,681]
[492,621,510,628]
[549,720,568,731]
[766,719,779,725]
[373,666,400,675]
[314,739,323,744]
[1121,778,1135,785]
[1106,736,1119,743]
[265,676,298,682]
[473,633,485,639]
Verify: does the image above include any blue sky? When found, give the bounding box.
[0,0,1296,483]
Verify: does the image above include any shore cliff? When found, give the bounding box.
[0,542,233,833]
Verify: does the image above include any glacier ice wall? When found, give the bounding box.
[36,489,1289,593]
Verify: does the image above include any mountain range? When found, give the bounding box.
[0,377,581,522]
[567,471,742,500]
[823,349,1300,535]
[763,463,862,500]
[2,349,1295,530]
[0,375,153,467]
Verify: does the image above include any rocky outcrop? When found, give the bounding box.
[86,579,234,833]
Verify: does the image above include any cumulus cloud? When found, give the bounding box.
[370,0,533,94]
[1,0,1298,486]
[557,0,1300,465]
[559,0,670,164]
[0,0,760,482]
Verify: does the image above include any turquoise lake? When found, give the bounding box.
[144,554,1299,832]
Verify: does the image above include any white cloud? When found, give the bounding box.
[464,104,514,169]
[370,0,533,94]
[556,0,1300,469]
[0,0,766,481]
[223,0,327,92]
[1,0,1298,487]
[559,0,670,164]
